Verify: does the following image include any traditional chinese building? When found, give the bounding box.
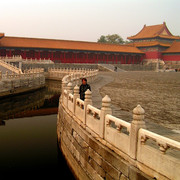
[0,33,143,64]
[128,22,180,62]
[0,22,179,64]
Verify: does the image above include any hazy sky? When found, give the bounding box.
[0,0,179,42]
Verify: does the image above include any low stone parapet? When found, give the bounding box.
[47,67,98,81]
[0,70,45,98]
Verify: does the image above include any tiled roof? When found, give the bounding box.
[127,22,180,40]
[0,33,4,38]
[0,36,144,54]
[162,41,180,53]
[159,35,180,40]
[129,41,171,48]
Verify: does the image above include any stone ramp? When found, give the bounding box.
[0,60,22,74]
[0,65,14,74]
[90,72,114,109]
[98,64,126,72]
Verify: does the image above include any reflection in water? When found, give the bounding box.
[0,80,62,123]
[0,80,75,179]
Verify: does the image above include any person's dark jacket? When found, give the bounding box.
[79,84,91,101]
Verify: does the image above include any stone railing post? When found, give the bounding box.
[61,80,68,105]
[129,104,146,159]
[83,89,92,125]
[101,95,112,138]
[67,82,73,94]
[73,85,79,113]
[67,82,73,108]
[62,80,68,95]
[6,71,8,78]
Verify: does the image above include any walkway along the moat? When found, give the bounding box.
[57,70,180,180]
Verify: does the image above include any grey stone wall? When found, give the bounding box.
[22,63,98,72]
[0,74,45,98]
[115,64,158,71]
[57,103,152,180]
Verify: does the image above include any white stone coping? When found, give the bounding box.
[76,98,84,109]
[105,114,131,132]
[139,128,180,153]
[87,104,101,119]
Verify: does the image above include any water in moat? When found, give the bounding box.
[0,80,75,179]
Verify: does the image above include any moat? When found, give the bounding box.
[0,80,75,179]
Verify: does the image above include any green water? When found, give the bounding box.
[0,81,75,179]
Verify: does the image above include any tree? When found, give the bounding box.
[97,34,125,44]
[97,35,107,43]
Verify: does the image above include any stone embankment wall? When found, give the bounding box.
[163,60,180,69]
[0,70,45,98]
[57,71,180,180]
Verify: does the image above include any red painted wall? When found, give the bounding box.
[139,47,162,59]
[0,48,144,64]
[144,51,162,59]
[162,54,180,61]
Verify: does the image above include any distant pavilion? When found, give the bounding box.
[128,22,180,62]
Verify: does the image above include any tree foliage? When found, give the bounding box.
[97,34,126,44]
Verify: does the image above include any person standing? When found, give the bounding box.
[79,78,91,101]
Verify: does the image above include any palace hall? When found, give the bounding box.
[0,22,179,64]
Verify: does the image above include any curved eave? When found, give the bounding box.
[128,35,180,41]
[137,44,170,48]
[129,41,171,48]
[128,35,157,40]
[159,35,180,40]
[162,52,180,54]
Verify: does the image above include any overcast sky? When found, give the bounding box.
[0,0,179,42]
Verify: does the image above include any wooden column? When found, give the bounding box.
[128,55,131,64]
[105,54,108,64]
[94,53,96,64]
[75,52,77,63]
[86,53,88,63]
[84,53,86,63]
[115,54,118,64]
[140,55,144,63]
[96,53,98,64]
[34,51,37,59]
[102,54,105,64]
[124,55,127,64]
[63,52,66,63]
[50,52,53,61]
[132,55,134,64]
[9,49,12,57]
[21,50,25,59]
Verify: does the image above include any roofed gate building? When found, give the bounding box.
[0,22,179,65]
[128,22,180,65]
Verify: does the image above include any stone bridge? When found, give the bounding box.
[57,70,180,180]
[0,58,99,98]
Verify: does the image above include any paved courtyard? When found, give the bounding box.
[90,71,180,142]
